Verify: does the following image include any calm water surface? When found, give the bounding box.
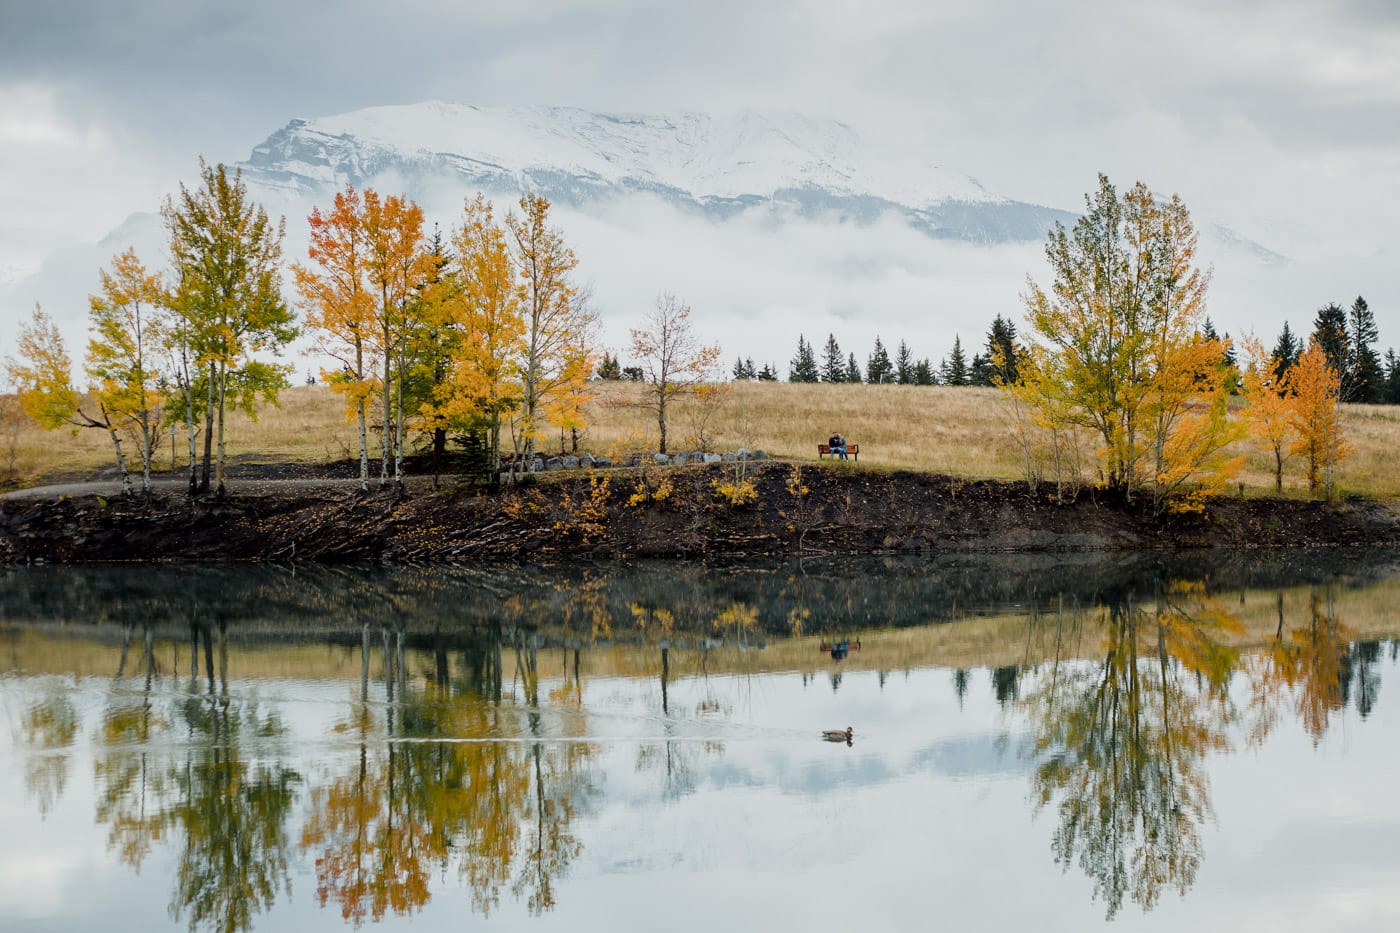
[2,553,1399,931]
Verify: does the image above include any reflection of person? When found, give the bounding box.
[828,431,848,460]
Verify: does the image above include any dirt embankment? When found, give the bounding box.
[2,461,1397,564]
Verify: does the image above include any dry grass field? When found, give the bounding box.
[4,380,1400,498]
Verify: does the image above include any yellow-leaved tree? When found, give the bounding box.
[295,185,378,493]
[1239,335,1295,493]
[423,194,526,476]
[1288,340,1352,500]
[505,194,595,469]
[4,305,137,496]
[1019,174,1241,509]
[87,248,166,499]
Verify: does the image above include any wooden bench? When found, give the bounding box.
[817,443,859,461]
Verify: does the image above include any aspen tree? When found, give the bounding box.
[363,189,429,494]
[5,305,135,496]
[1288,341,1352,500]
[629,293,722,454]
[295,186,377,493]
[87,249,166,498]
[505,194,594,468]
[163,159,294,496]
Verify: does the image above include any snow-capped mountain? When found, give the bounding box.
[240,102,1076,244]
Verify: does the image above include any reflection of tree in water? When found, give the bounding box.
[301,625,596,922]
[1024,584,1238,919]
[1024,581,1391,919]
[19,688,78,818]
[87,619,301,933]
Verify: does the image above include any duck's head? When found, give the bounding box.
[845,726,854,737]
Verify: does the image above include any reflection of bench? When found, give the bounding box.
[817,443,859,461]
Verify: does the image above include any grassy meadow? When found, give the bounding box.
[4,380,1400,498]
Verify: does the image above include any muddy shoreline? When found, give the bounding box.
[2,461,1397,564]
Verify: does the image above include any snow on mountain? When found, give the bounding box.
[239,102,1075,244]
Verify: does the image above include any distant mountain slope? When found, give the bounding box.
[239,102,1078,244]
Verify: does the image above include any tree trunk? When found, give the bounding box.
[201,363,215,492]
[184,376,198,496]
[657,390,668,454]
[380,360,391,490]
[139,410,152,501]
[356,399,369,494]
[108,426,134,499]
[214,363,228,497]
[432,427,446,491]
[393,350,405,496]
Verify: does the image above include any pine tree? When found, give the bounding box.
[1312,302,1350,396]
[845,352,863,383]
[866,336,894,384]
[732,356,758,380]
[895,340,914,384]
[1348,296,1383,403]
[1201,316,1220,343]
[985,314,1021,385]
[969,353,993,386]
[597,352,622,380]
[757,362,778,381]
[1271,322,1301,383]
[788,335,819,383]
[820,334,845,383]
[1384,349,1400,404]
[941,335,969,386]
[913,358,936,385]
[744,357,757,379]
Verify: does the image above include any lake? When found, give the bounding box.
[2,552,1398,931]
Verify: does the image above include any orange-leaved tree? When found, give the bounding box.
[1288,340,1352,500]
[1239,335,1295,493]
[363,189,430,494]
[87,248,167,498]
[295,185,378,493]
[628,293,722,454]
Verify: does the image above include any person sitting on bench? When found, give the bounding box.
[828,431,848,460]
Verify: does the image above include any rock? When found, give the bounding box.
[562,455,580,469]
[530,457,544,473]
[652,453,670,465]
[671,452,689,466]
[593,456,612,468]
[579,454,594,469]
[722,452,737,462]
[704,453,722,464]
[753,449,769,460]
[545,457,563,470]
[736,448,751,460]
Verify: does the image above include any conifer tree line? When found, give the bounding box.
[3,161,603,498]
[766,317,1023,387]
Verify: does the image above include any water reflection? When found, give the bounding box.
[2,553,1399,931]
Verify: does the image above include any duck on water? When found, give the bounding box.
[823,727,854,744]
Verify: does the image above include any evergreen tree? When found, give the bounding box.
[895,340,914,384]
[1271,321,1301,383]
[866,336,894,384]
[1348,296,1383,403]
[1384,349,1400,404]
[730,356,757,380]
[941,335,969,386]
[913,358,936,385]
[969,352,993,386]
[1221,332,1238,370]
[598,352,622,380]
[820,334,845,383]
[985,314,1021,385]
[1312,302,1350,391]
[846,352,863,384]
[1201,316,1220,343]
[788,335,819,383]
[757,362,778,381]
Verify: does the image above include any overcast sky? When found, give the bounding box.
[2,0,1398,359]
